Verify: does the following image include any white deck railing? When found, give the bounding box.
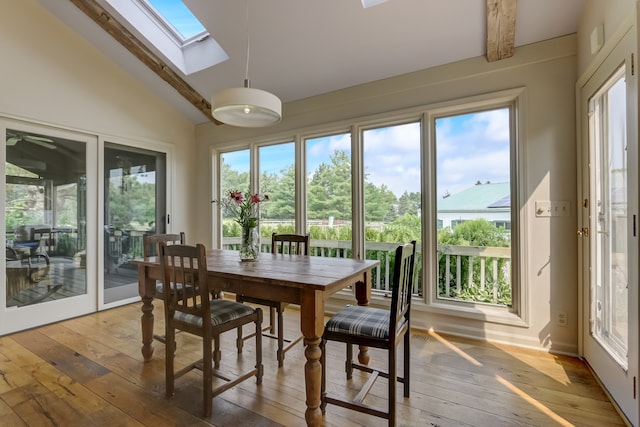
[437,244,511,304]
[223,238,511,305]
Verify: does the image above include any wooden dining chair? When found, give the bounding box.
[143,232,186,344]
[159,242,263,417]
[320,241,416,427]
[237,233,308,367]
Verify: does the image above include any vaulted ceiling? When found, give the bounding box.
[36,0,586,125]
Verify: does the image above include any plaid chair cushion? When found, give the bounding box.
[174,299,256,327]
[325,305,390,340]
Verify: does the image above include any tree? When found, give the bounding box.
[263,164,295,219]
[308,150,352,220]
[397,191,420,216]
[107,175,155,229]
[364,182,397,222]
[220,161,249,195]
[219,161,250,221]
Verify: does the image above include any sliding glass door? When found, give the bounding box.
[2,121,97,334]
[102,143,166,305]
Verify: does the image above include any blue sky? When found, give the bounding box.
[222,108,510,200]
[146,0,205,39]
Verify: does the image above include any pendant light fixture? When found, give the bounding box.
[211,1,281,127]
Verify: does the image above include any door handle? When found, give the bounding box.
[577,227,589,237]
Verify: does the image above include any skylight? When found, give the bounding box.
[144,0,206,41]
[104,0,227,75]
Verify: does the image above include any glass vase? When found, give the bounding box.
[239,226,259,261]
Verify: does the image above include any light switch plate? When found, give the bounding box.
[536,201,570,217]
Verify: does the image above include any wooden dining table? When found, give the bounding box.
[131,249,379,426]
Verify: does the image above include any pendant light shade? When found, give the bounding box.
[212,79,281,127]
[211,1,281,127]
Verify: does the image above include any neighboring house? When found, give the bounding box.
[437,182,510,230]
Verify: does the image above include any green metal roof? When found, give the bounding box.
[438,182,510,212]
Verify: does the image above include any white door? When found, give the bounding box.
[579,28,638,424]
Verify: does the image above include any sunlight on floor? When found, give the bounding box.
[495,375,573,426]
[428,329,483,367]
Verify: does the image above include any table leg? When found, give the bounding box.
[300,290,324,426]
[355,277,371,365]
[138,266,155,362]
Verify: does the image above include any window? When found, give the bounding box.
[305,133,352,257]
[259,142,295,235]
[212,90,523,320]
[144,0,206,41]
[434,107,514,307]
[362,122,422,295]
[219,149,250,246]
[108,0,227,75]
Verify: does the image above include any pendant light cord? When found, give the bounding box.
[244,0,250,84]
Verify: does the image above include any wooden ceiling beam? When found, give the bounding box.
[486,0,517,62]
[70,0,217,123]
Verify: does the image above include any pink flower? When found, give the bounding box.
[230,191,243,204]
[217,190,269,229]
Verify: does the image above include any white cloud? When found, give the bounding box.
[436,108,511,197]
[363,123,421,195]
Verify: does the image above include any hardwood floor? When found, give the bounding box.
[0,302,626,426]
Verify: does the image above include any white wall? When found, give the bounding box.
[195,36,580,353]
[577,0,636,77]
[0,0,197,240]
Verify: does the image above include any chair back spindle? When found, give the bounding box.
[271,233,309,255]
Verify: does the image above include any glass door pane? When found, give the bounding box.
[590,68,628,366]
[103,143,166,305]
[5,129,87,308]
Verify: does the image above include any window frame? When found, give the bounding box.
[424,88,526,326]
[210,88,528,326]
